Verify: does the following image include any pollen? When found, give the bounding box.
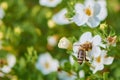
[85,8,92,16]
[96,56,101,63]
[45,62,50,69]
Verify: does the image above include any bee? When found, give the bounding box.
[75,41,92,64]
[77,48,86,64]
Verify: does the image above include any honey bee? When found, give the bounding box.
[75,41,92,64]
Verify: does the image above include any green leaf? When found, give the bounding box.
[103,72,109,80]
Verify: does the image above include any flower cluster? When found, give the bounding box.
[36,52,85,79]
[73,32,114,73]
[48,0,107,28]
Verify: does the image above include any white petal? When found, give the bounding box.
[87,17,100,28]
[7,54,16,68]
[84,0,95,8]
[79,32,92,44]
[97,7,107,21]
[90,63,104,74]
[97,0,107,7]
[73,42,81,53]
[73,13,88,26]
[104,57,114,65]
[91,46,101,57]
[97,0,107,21]
[52,8,71,25]
[92,35,101,46]
[0,7,5,19]
[93,3,101,16]
[51,59,59,71]
[74,3,84,13]
[79,70,85,78]
[1,66,11,73]
[39,0,62,7]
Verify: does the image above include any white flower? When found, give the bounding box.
[0,7,5,19]
[39,0,62,7]
[73,0,105,27]
[52,8,71,25]
[85,0,107,21]
[58,71,77,80]
[36,52,59,75]
[0,54,16,74]
[47,35,58,47]
[58,37,72,49]
[90,50,114,74]
[79,70,85,78]
[73,32,103,60]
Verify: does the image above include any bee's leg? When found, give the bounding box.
[85,57,89,61]
[85,53,89,61]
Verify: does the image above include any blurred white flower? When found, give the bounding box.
[79,70,85,78]
[58,71,77,80]
[52,8,71,25]
[90,50,114,74]
[0,7,5,19]
[58,37,72,49]
[0,54,16,74]
[47,35,58,47]
[39,0,62,7]
[73,32,103,60]
[36,52,59,75]
[73,0,107,27]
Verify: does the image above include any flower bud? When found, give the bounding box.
[58,37,72,49]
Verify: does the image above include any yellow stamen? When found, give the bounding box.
[85,8,92,16]
[96,56,101,63]
[45,62,50,69]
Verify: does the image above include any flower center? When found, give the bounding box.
[81,41,92,51]
[0,59,7,67]
[107,36,116,44]
[96,56,101,63]
[85,8,92,16]
[44,62,50,69]
[67,72,73,77]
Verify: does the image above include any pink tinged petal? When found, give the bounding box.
[104,57,114,65]
[92,35,102,46]
[79,32,92,44]
[87,17,100,28]
[91,46,101,57]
